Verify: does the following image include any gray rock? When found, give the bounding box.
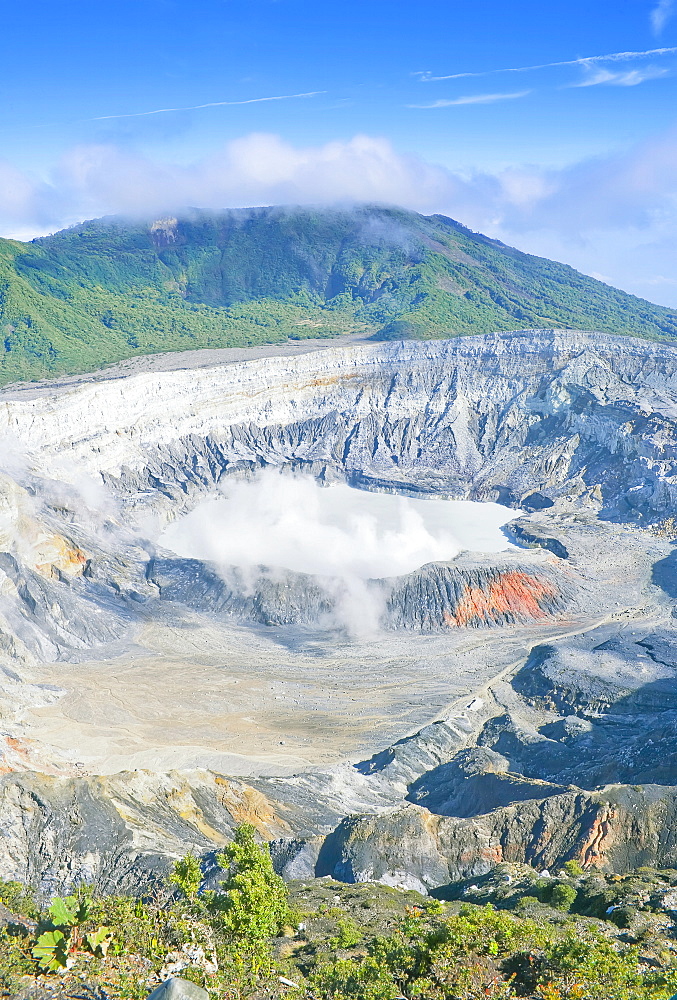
[147,978,209,1000]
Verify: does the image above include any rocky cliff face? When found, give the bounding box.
[1,329,676,523]
[0,329,675,895]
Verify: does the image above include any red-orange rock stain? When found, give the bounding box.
[580,807,616,868]
[444,571,558,627]
[0,736,31,774]
[480,845,504,864]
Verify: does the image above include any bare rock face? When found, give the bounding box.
[406,747,564,817]
[312,786,677,890]
[1,328,675,520]
[385,562,571,629]
[147,557,570,631]
[0,329,675,894]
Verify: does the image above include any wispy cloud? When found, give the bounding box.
[652,0,675,34]
[0,92,327,135]
[645,274,677,286]
[569,65,669,87]
[415,46,677,82]
[408,91,531,108]
[89,91,326,122]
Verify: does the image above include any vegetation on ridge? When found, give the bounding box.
[0,205,676,387]
[4,825,677,998]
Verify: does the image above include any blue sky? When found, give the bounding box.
[2,0,677,305]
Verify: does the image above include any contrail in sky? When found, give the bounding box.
[89,91,326,121]
[415,47,677,81]
[0,91,326,134]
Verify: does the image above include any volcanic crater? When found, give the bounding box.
[0,328,676,892]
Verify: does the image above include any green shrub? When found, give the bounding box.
[312,954,398,1000]
[0,879,38,919]
[608,904,638,929]
[215,824,290,940]
[516,894,540,910]
[0,929,35,992]
[168,852,202,900]
[5,859,677,998]
[212,823,290,972]
[549,883,578,911]
[329,917,362,949]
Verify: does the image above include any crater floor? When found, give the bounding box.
[11,610,577,776]
[11,510,669,777]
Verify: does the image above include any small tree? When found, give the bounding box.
[168,852,203,900]
[216,823,290,949]
[550,883,577,912]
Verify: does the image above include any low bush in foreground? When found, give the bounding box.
[2,830,677,999]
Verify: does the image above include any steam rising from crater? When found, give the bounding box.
[160,470,517,580]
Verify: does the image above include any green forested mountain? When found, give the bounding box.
[0,204,676,385]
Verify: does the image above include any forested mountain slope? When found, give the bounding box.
[1,204,676,385]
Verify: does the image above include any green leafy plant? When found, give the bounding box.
[549,884,578,912]
[32,929,70,972]
[168,852,203,900]
[48,894,90,930]
[85,926,113,958]
[31,894,112,973]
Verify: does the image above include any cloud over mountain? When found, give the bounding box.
[2,125,677,306]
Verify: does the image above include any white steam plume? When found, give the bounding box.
[159,470,517,636]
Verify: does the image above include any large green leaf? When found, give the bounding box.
[86,926,113,957]
[48,897,77,927]
[32,929,69,971]
[48,894,90,927]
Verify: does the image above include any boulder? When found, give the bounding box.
[147,977,209,1000]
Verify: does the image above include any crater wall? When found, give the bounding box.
[1,329,676,523]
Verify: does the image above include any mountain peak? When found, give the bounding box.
[0,204,675,386]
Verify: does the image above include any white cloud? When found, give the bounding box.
[45,134,466,222]
[652,0,675,34]
[1,128,677,307]
[408,91,531,108]
[570,65,669,87]
[0,162,49,231]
